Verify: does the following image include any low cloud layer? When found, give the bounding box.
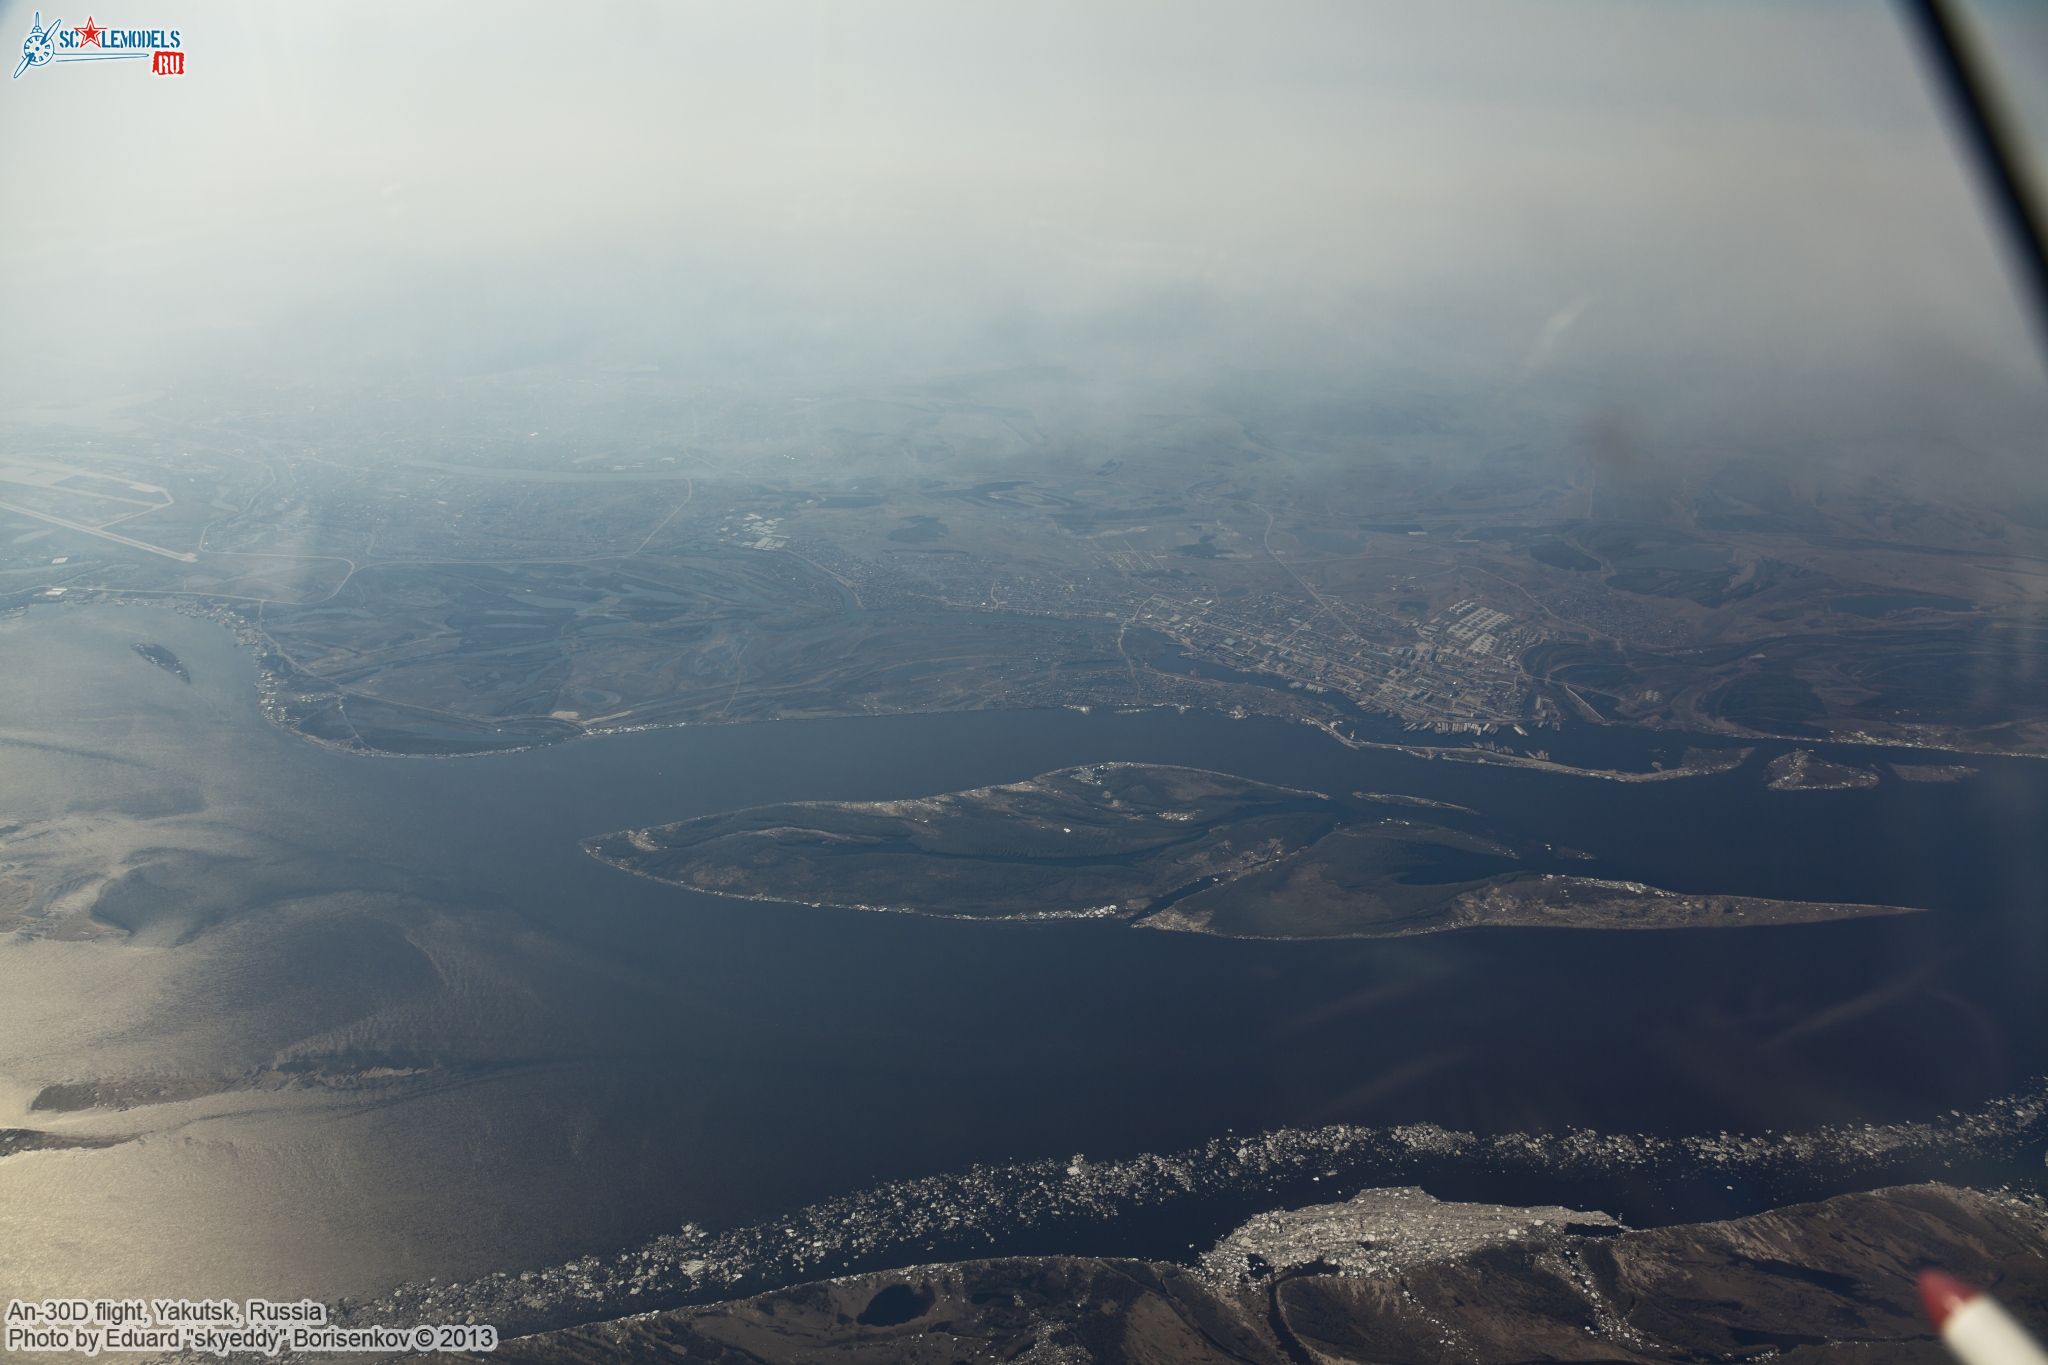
[2,0,2041,473]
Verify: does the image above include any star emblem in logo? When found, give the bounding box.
[74,15,100,45]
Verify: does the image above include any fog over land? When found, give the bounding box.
[3,0,2043,484]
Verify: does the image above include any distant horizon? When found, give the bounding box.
[2,0,2042,488]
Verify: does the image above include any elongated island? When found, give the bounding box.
[585,763,1919,938]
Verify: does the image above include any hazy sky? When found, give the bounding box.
[2,0,2042,464]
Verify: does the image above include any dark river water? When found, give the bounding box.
[1,604,2044,1302]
